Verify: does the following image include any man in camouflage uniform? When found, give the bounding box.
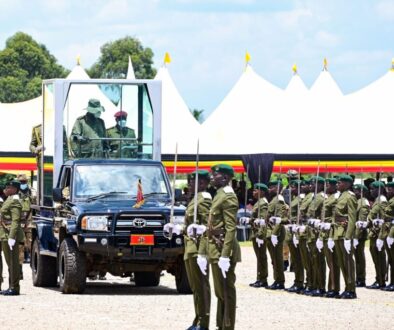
[353,184,370,287]
[199,164,241,330]
[29,124,42,172]
[381,182,394,291]
[333,175,357,299]
[106,111,137,159]
[366,181,388,289]
[249,183,269,288]
[70,99,109,158]
[184,170,212,330]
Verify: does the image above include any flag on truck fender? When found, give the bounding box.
[133,179,145,208]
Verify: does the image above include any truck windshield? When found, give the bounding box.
[73,164,169,200]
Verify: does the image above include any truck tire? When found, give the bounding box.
[175,260,192,294]
[31,239,58,287]
[134,271,160,287]
[58,237,87,294]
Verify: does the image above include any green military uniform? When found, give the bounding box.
[0,193,24,294]
[184,188,212,329]
[381,191,394,289]
[29,124,42,169]
[202,181,241,330]
[333,176,357,295]
[367,191,388,287]
[106,125,136,159]
[0,197,3,289]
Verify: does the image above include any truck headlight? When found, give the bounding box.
[81,216,108,231]
[173,216,185,225]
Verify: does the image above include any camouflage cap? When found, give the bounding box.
[17,173,28,181]
[190,169,210,180]
[337,174,353,183]
[287,169,298,178]
[254,183,268,192]
[370,181,385,189]
[211,164,234,177]
[6,180,20,190]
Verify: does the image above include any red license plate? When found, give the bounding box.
[130,234,154,246]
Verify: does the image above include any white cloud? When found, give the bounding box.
[314,30,340,47]
[375,1,394,20]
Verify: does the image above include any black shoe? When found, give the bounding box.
[325,290,340,298]
[253,281,268,288]
[1,288,19,296]
[381,284,394,291]
[285,284,296,292]
[304,288,317,296]
[265,282,285,290]
[287,285,304,293]
[340,291,357,299]
[356,281,366,288]
[284,260,289,271]
[299,286,312,295]
[311,289,326,297]
[366,282,383,289]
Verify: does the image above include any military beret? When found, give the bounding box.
[326,178,337,185]
[190,169,210,180]
[386,182,394,188]
[302,179,310,185]
[254,183,268,192]
[337,175,353,183]
[289,180,302,186]
[211,164,234,176]
[310,175,325,184]
[268,180,282,187]
[6,180,20,190]
[353,184,368,191]
[114,111,128,118]
[370,181,385,189]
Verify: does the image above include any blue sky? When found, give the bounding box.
[1,0,394,119]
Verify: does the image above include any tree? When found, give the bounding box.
[88,36,156,79]
[0,32,68,103]
[190,109,205,123]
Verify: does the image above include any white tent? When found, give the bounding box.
[285,68,308,95]
[127,56,136,79]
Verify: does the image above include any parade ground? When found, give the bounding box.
[0,245,393,330]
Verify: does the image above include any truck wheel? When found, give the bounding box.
[134,271,160,287]
[175,260,192,294]
[31,239,58,287]
[58,237,86,294]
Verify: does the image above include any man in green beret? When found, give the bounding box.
[0,181,25,295]
[265,179,288,290]
[353,184,370,288]
[200,164,241,330]
[184,170,212,330]
[366,181,388,289]
[333,175,357,299]
[322,178,341,298]
[249,183,269,288]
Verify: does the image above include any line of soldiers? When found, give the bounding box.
[248,174,394,299]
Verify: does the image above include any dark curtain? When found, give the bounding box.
[241,153,275,184]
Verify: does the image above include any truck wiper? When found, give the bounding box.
[143,192,169,198]
[87,191,128,202]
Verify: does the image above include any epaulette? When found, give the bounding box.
[300,193,305,199]
[201,192,212,200]
[12,195,20,200]
[223,186,234,194]
[379,195,387,202]
[334,191,341,199]
[278,195,285,202]
[362,197,370,206]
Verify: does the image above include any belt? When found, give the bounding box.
[335,216,348,224]
[209,228,225,237]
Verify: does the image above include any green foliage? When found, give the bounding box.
[190,109,204,123]
[0,32,68,103]
[88,36,156,79]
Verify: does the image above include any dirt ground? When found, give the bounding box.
[0,246,393,330]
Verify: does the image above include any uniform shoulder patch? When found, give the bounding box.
[201,192,212,199]
[363,197,370,206]
[12,195,20,200]
[380,195,387,202]
[263,197,268,203]
[300,193,305,199]
[223,186,234,194]
[278,195,285,202]
[348,191,355,196]
[334,192,341,199]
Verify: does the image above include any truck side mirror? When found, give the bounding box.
[174,188,182,201]
[53,188,63,202]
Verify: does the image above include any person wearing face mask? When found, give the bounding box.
[70,99,109,158]
[106,111,137,159]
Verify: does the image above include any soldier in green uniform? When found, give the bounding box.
[0,180,24,296]
[199,164,241,330]
[333,175,357,299]
[106,111,137,159]
[265,179,288,290]
[353,184,370,287]
[248,183,269,288]
[29,124,42,171]
[70,99,108,158]
[322,178,341,298]
[184,170,212,330]
[286,180,304,293]
[380,182,394,291]
[366,181,388,289]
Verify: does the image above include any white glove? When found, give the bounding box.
[291,224,298,232]
[196,224,206,235]
[187,223,198,236]
[362,221,368,228]
[298,225,306,233]
[8,238,15,250]
[269,216,281,224]
[376,238,384,252]
[271,234,278,247]
[323,223,331,230]
[163,223,174,233]
[197,255,208,275]
[35,145,43,152]
[292,235,299,248]
[239,217,250,225]
[387,236,394,248]
[218,257,231,278]
[353,238,359,249]
[313,220,321,228]
[316,238,323,252]
[254,218,265,226]
[327,238,335,253]
[344,239,351,254]
[256,237,264,247]
[173,224,182,235]
[373,219,384,226]
[356,221,363,229]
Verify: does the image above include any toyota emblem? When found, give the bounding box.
[133,218,146,228]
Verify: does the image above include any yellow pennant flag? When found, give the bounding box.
[76,54,81,65]
[323,57,328,70]
[390,58,394,71]
[292,63,297,74]
[164,52,171,65]
[245,51,251,64]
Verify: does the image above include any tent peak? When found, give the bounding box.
[126,56,135,79]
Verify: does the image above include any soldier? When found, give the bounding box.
[353,184,370,287]
[70,98,108,158]
[322,178,341,298]
[366,181,388,289]
[198,164,241,330]
[184,170,212,330]
[106,111,137,159]
[333,175,357,299]
[265,179,288,290]
[381,182,394,291]
[249,183,269,288]
[29,124,42,169]
[0,180,24,296]
[0,191,4,290]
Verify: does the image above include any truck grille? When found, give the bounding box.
[114,213,165,234]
